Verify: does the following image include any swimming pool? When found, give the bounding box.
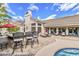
[54,48,79,56]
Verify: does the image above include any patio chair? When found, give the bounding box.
[32,31,39,44]
[0,37,8,51]
[12,32,24,54]
[25,32,34,48]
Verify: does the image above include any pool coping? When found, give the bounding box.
[54,48,79,56]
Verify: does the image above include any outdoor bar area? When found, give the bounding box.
[0,10,39,55]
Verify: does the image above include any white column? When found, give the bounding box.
[41,24,45,34]
[24,10,32,32]
[49,28,51,34]
[66,27,69,35]
[77,28,79,36]
[36,23,38,32]
[56,28,59,35]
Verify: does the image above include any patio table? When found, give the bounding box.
[7,34,13,37]
[7,34,14,40]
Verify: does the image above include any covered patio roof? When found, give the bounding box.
[44,14,79,27]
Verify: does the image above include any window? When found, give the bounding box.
[62,28,65,32]
[31,27,36,32]
[69,29,72,34]
[38,23,41,26]
[31,23,36,26]
[38,27,41,33]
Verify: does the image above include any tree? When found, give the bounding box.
[0,3,11,24]
[0,4,11,18]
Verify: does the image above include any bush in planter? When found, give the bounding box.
[7,27,20,32]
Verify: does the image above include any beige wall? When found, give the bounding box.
[25,16,45,33]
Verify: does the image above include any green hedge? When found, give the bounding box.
[7,27,20,32]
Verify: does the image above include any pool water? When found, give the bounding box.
[54,48,79,56]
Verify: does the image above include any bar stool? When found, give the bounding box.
[25,32,34,48]
[0,36,8,51]
[32,31,39,44]
[12,39,23,54]
[12,32,24,55]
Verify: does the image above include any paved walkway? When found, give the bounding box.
[35,36,79,56]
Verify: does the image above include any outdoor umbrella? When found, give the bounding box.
[1,24,16,33]
[0,24,16,35]
[0,25,4,28]
[2,24,16,28]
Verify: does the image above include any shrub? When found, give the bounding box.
[7,27,20,32]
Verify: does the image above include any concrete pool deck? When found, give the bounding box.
[0,35,79,56]
[0,36,55,56]
[35,36,79,56]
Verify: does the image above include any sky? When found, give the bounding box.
[5,3,79,21]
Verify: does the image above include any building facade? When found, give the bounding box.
[24,10,79,36]
[43,15,79,36]
[24,10,44,33]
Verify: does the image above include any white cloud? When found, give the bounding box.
[53,3,61,6]
[73,6,79,10]
[52,3,77,11]
[6,9,16,15]
[4,4,24,21]
[18,16,24,20]
[12,16,24,21]
[37,16,41,19]
[56,9,59,11]
[12,16,17,19]
[75,12,79,15]
[45,7,49,9]
[58,3,77,11]
[43,14,56,20]
[27,4,39,11]
[5,3,16,15]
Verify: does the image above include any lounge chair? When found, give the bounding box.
[40,33,50,37]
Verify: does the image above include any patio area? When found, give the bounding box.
[1,33,79,56]
[0,33,55,56]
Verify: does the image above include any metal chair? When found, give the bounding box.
[25,32,34,48]
[12,32,24,54]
